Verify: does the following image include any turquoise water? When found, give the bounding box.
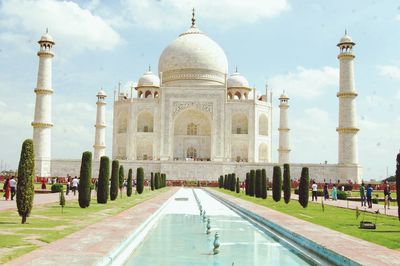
[125,214,311,265]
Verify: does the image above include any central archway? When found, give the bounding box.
[173,108,211,161]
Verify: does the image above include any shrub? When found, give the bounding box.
[337,183,353,191]
[119,165,124,198]
[255,169,262,198]
[261,169,267,199]
[97,156,110,204]
[51,183,64,193]
[110,160,119,200]
[299,167,310,208]
[372,197,378,204]
[230,173,236,192]
[236,177,240,193]
[337,191,348,200]
[245,172,249,195]
[78,151,92,208]
[272,166,282,202]
[155,172,160,189]
[136,167,144,194]
[219,175,223,188]
[16,139,35,224]
[150,172,155,191]
[283,164,291,204]
[249,170,255,196]
[59,190,65,213]
[127,168,133,197]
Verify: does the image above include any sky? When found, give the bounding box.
[0,0,400,180]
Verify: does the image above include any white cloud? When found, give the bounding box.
[120,0,290,29]
[269,66,339,99]
[377,65,400,80]
[0,0,122,53]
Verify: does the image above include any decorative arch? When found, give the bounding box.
[136,140,153,160]
[187,123,198,135]
[232,113,248,134]
[259,143,268,162]
[231,143,248,162]
[227,91,233,100]
[234,91,241,100]
[186,147,197,159]
[259,114,268,136]
[145,90,152,98]
[137,111,154,132]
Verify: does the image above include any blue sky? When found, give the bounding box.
[1,0,400,180]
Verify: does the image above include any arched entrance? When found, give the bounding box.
[173,108,211,161]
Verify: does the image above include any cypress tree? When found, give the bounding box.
[255,169,262,198]
[127,168,133,197]
[396,152,400,220]
[155,172,159,189]
[97,156,110,204]
[227,174,231,191]
[272,166,282,202]
[224,174,228,189]
[261,169,267,199]
[299,167,310,208]
[283,164,291,204]
[249,170,256,196]
[119,165,124,198]
[110,160,119,200]
[78,151,92,208]
[136,167,144,194]
[219,175,223,188]
[150,172,155,191]
[245,172,249,195]
[236,177,240,193]
[16,139,35,224]
[230,173,236,192]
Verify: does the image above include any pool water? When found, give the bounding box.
[124,189,312,265]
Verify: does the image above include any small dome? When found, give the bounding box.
[227,71,249,88]
[137,70,160,88]
[97,89,106,97]
[39,33,55,44]
[338,31,355,46]
[279,91,289,99]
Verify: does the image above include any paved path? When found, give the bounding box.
[209,189,400,266]
[6,188,178,266]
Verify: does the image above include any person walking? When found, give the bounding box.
[66,176,71,196]
[3,177,10,200]
[311,181,318,202]
[331,184,337,201]
[72,176,79,196]
[359,183,366,207]
[383,182,391,210]
[323,183,329,200]
[366,184,373,208]
[9,176,17,200]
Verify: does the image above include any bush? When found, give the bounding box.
[249,170,255,196]
[150,172,155,191]
[78,151,92,208]
[337,183,353,191]
[272,166,282,202]
[219,175,223,188]
[97,156,110,204]
[255,169,262,198]
[236,177,240,193]
[59,190,65,213]
[230,173,236,192]
[155,172,160,189]
[136,167,144,194]
[337,191,348,200]
[16,139,35,224]
[110,160,119,200]
[245,173,249,195]
[51,183,64,193]
[299,167,310,208]
[261,169,267,199]
[127,168,133,197]
[372,197,378,204]
[283,164,291,204]
[119,165,124,197]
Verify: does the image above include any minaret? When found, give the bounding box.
[337,31,359,167]
[278,91,290,164]
[93,89,107,160]
[32,30,55,177]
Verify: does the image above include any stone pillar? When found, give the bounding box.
[32,31,55,177]
[278,92,290,164]
[93,89,107,160]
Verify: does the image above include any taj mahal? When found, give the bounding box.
[31,13,362,183]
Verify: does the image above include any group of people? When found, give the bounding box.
[65,176,79,196]
[2,176,17,200]
[311,181,340,202]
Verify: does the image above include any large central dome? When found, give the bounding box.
[158,24,228,86]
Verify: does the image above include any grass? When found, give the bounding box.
[214,188,400,250]
[0,188,169,264]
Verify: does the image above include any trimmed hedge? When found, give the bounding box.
[136,167,144,194]
[283,164,291,204]
[230,173,236,192]
[78,151,92,208]
[97,156,110,204]
[236,177,240,193]
[150,172,154,191]
[249,170,255,196]
[261,169,267,199]
[127,168,133,197]
[337,191,348,200]
[16,139,35,224]
[245,172,249,195]
[272,166,282,202]
[119,165,125,195]
[110,160,119,200]
[255,169,262,198]
[51,183,64,193]
[219,175,223,188]
[299,167,310,208]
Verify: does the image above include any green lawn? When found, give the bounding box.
[0,188,168,264]
[214,188,400,250]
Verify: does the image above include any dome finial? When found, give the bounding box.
[148,65,151,72]
[191,8,196,28]
[235,65,238,73]
[345,29,347,35]
[46,27,48,34]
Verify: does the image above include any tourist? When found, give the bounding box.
[3,177,10,200]
[66,176,71,196]
[331,184,337,201]
[311,181,318,201]
[323,183,329,200]
[366,184,373,208]
[359,183,366,207]
[72,176,79,195]
[41,178,46,189]
[9,176,17,200]
[383,182,391,210]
